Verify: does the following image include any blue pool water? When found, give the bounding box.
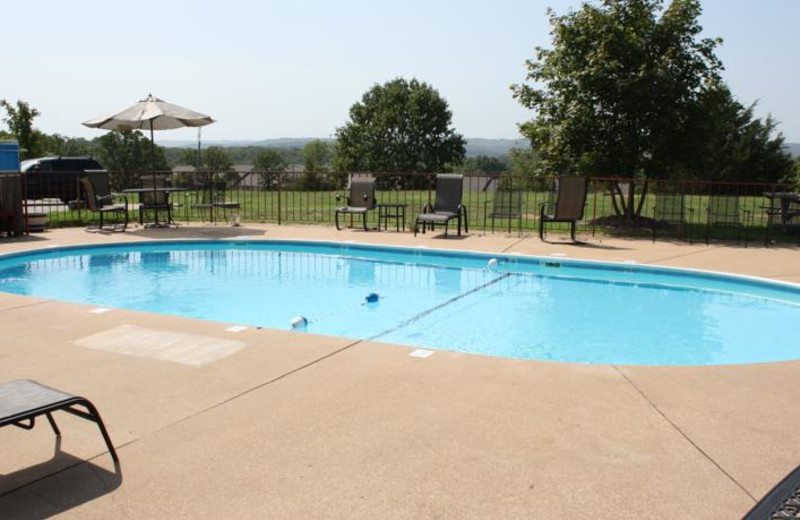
[1,240,799,366]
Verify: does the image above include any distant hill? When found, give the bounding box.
[785,142,800,158]
[159,137,526,157]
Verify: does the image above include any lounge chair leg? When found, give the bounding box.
[66,401,119,462]
[570,221,576,242]
[335,211,341,231]
[45,412,61,436]
[362,212,367,231]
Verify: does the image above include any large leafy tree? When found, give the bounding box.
[513,0,722,180]
[513,0,724,218]
[334,78,466,187]
[1,99,44,159]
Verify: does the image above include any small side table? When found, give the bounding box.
[377,203,407,231]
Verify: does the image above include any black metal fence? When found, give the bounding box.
[14,170,800,245]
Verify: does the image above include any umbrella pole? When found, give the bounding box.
[150,121,160,226]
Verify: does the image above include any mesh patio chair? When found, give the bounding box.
[705,195,751,246]
[539,176,588,242]
[483,183,523,236]
[79,172,128,231]
[335,176,377,231]
[139,176,172,225]
[0,379,118,463]
[414,174,468,237]
[651,192,691,242]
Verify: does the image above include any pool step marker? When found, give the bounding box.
[410,349,434,358]
[226,325,248,333]
[90,308,111,314]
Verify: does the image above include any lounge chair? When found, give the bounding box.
[743,463,800,519]
[0,379,118,462]
[79,172,128,231]
[539,176,588,242]
[414,174,468,237]
[483,182,523,236]
[335,176,376,231]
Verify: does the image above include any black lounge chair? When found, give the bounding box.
[414,174,468,237]
[744,463,800,519]
[539,176,588,242]
[0,379,118,462]
[79,172,129,231]
[335,176,376,231]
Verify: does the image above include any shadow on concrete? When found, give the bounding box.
[0,438,122,519]
[0,234,50,244]
[125,225,268,240]
[538,239,633,251]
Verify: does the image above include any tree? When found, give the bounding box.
[333,78,466,187]
[303,140,330,173]
[512,0,723,217]
[94,130,169,190]
[682,83,794,184]
[1,99,43,159]
[298,140,335,190]
[40,134,92,157]
[203,146,233,173]
[253,149,288,189]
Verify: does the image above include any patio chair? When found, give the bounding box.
[539,176,588,242]
[0,379,118,462]
[483,183,523,236]
[79,173,128,231]
[414,174,468,237]
[705,195,751,246]
[139,175,172,225]
[651,192,691,242]
[335,176,376,231]
[743,463,800,519]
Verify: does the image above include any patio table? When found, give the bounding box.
[763,191,800,244]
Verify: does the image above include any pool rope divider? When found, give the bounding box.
[364,272,513,343]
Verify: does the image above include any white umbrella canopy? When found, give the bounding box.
[82,94,215,131]
[83,94,215,176]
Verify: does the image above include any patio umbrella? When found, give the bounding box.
[83,93,215,172]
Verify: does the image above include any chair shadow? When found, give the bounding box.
[0,438,122,519]
[125,225,267,239]
[539,238,632,251]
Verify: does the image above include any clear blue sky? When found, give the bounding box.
[3,0,799,144]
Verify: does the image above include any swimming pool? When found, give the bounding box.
[1,240,799,366]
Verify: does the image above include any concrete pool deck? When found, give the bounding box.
[0,224,798,518]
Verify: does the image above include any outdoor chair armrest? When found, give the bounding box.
[98,193,129,205]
